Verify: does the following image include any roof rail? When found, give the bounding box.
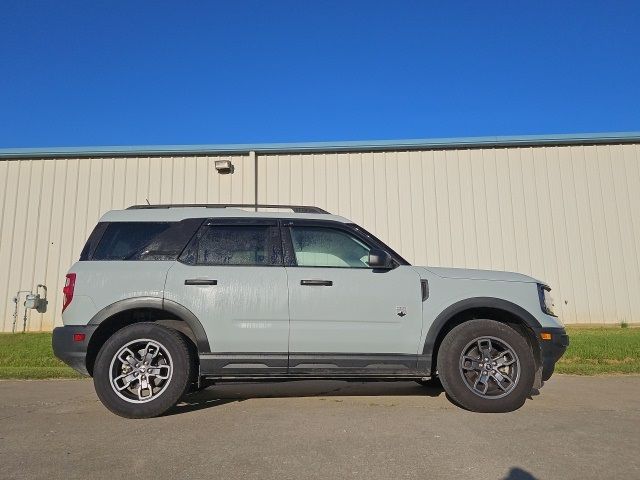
[126,204,330,214]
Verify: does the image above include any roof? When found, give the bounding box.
[100,206,350,223]
[1,131,639,159]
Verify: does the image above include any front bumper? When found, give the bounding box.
[534,326,569,381]
[52,325,99,376]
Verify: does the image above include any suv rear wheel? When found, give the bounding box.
[437,319,535,413]
[93,322,193,418]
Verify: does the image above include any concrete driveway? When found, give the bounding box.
[1,375,638,480]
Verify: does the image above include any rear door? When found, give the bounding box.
[283,221,424,375]
[164,218,289,375]
[66,220,202,326]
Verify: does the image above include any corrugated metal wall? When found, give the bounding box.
[0,154,254,332]
[258,144,640,325]
[1,142,639,331]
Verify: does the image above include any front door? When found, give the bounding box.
[164,219,289,375]
[283,222,424,375]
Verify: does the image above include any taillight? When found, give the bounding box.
[62,273,76,312]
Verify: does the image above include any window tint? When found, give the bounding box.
[195,225,281,266]
[92,222,171,260]
[80,222,108,260]
[290,227,371,268]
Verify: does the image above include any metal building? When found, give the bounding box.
[1,132,639,332]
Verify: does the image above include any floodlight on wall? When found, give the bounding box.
[215,160,234,174]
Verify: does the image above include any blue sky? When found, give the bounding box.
[0,1,638,148]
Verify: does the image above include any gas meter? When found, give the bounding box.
[25,293,48,313]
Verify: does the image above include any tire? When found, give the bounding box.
[93,322,193,418]
[437,319,535,413]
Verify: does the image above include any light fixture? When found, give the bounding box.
[215,160,234,174]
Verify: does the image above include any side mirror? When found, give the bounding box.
[368,249,394,269]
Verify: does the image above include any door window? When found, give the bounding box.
[290,227,371,268]
[192,225,282,266]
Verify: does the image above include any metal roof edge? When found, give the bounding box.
[1,131,639,159]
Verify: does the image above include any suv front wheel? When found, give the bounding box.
[93,323,193,418]
[437,319,535,413]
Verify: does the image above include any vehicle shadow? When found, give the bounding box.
[502,467,538,480]
[167,379,444,416]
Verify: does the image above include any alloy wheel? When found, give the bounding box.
[458,336,520,399]
[108,339,174,403]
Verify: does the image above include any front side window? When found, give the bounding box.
[290,226,371,268]
[194,225,281,266]
[92,222,171,260]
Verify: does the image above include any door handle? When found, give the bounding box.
[300,279,333,286]
[185,279,218,286]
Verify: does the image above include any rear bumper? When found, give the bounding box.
[535,326,569,381]
[52,325,99,376]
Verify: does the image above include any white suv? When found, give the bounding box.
[53,204,567,418]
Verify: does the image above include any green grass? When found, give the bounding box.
[1,328,639,379]
[556,327,640,375]
[0,333,82,379]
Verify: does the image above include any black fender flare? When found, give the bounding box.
[88,297,211,352]
[422,297,542,357]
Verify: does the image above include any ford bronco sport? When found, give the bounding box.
[53,204,568,418]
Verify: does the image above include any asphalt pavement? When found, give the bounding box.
[1,375,638,480]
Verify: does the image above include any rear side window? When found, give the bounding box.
[183,225,282,266]
[92,222,171,260]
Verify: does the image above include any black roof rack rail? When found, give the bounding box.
[127,204,330,214]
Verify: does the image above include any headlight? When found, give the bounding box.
[538,284,556,316]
